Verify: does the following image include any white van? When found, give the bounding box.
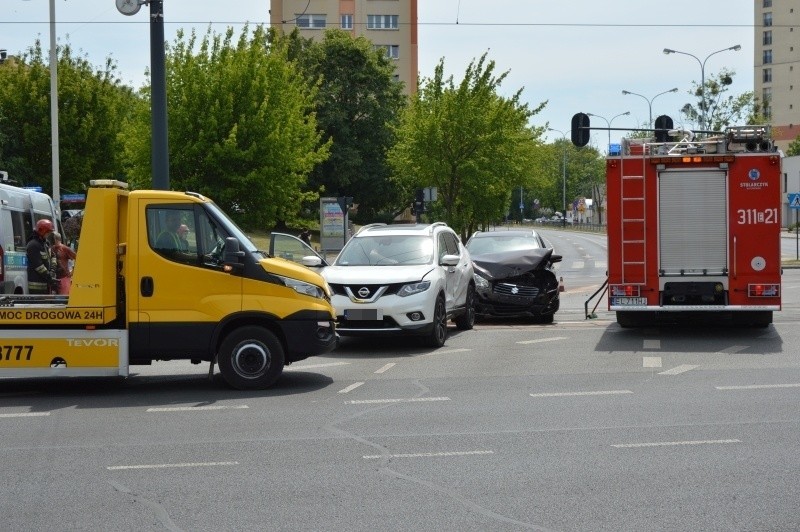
[0,176,62,294]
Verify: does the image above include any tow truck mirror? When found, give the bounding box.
[550,254,563,264]
[223,237,245,273]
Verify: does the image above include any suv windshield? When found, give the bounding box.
[336,235,433,266]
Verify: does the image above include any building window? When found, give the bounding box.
[374,44,399,59]
[341,14,353,30]
[763,49,772,64]
[296,14,326,29]
[763,31,772,45]
[763,68,772,83]
[763,12,772,27]
[763,0,771,6]
[367,15,399,30]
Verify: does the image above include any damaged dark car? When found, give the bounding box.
[465,230,562,323]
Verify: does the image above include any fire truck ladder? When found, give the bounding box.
[619,145,647,285]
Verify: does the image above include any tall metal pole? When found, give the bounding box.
[49,0,60,207]
[622,88,678,128]
[663,45,741,132]
[150,0,169,189]
[586,112,630,153]
[548,128,568,227]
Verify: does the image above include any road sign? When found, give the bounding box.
[789,193,800,209]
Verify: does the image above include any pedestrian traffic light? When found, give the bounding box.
[571,113,590,147]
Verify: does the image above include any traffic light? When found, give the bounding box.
[571,112,590,147]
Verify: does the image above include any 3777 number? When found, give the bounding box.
[1,345,33,361]
[736,208,778,225]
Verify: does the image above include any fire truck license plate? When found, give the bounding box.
[612,297,647,306]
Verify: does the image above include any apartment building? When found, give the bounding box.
[754,0,800,152]
[270,0,418,95]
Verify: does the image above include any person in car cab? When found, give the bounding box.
[177,224,190,251]
[156,212,185,252]
[26,219,58,294]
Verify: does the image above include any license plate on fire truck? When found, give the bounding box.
[611,297,647,306]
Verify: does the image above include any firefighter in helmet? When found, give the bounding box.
[26,219,58,294]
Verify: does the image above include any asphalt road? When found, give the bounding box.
[2,229,799,531]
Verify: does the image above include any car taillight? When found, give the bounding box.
[748,284,780,297]
[610,284,640,297]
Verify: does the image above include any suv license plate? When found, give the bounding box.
[345,308,383,320]
[612,297,647,306]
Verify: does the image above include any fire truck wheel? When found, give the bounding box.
[218,326,285,390]
[734,311,772,328]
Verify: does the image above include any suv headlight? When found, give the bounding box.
[397,280,431,297]
[473,273,490,291]
[277,275,327,300]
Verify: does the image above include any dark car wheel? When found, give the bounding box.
[538,313,554,324]
[455,285,475,330]
[426,296,448,347]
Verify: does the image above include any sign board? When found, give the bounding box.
[789,193,800,209]
[320,197,349,254]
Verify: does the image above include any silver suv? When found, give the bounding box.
[321,223,475,347]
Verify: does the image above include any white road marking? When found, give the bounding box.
[594,261,607,268]
[613,439,740,448]
[285,361,350,370]
[374,363,396,374]
[659,364,699,375]
[338,382,364,394]
[643,339,661,349]
[516,336,567,345]
[107,461,238,471]
[571,261,584,268]
[643,356,662,368]
[716,383,800,390]
[717,345,748,354]
[0,412,50,418]
[345,397,450,405]
[146,405,249,412]
[530,390,633,398]
[363,450,494,459]
[424,348,471,355]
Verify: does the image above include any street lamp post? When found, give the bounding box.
[621,88,678,128]
[585,111,630,152]
[548,128,569,227]
[663,45,741,132]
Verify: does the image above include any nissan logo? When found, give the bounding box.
[358,287,371,298]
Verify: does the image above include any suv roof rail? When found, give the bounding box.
[355,223,387,235]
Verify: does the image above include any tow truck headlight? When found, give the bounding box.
[398,280,430,297]
[473,273,490,291]
[277,275,327,300]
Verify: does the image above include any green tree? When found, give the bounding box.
[302,30,407,222]
[0,40,135,195]
[125,25,329,230]
[680,69,756,132]
[787,136,800,157]
[388,54,546,239]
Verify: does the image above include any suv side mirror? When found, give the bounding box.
[440,254,460,266]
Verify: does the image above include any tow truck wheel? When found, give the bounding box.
[218,326,284,390]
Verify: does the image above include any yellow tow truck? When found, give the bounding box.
[0,180,337,389]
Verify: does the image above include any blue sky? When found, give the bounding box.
[3,1,754,150]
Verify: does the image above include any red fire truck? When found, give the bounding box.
[586,121,782,327]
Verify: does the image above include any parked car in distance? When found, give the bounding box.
[464,229,562,323]
[319,222,475,347]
